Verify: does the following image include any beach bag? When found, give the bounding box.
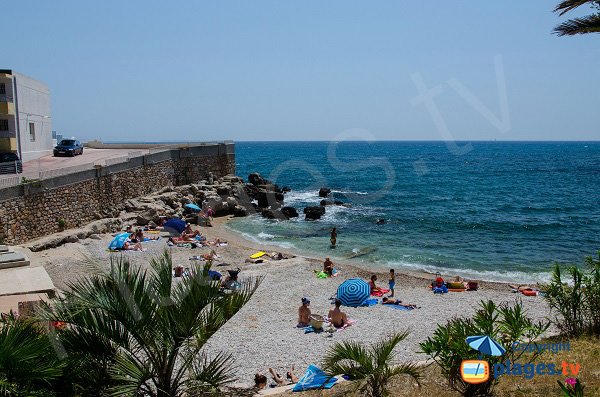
[309,314,324,330]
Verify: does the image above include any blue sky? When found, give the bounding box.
[4,1,599,141]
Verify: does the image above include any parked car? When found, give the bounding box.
[0,152,23,174]
[54,139,84,157]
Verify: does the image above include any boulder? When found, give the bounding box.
[257,190,279,208]
[248,173,268,186]
[136,208,162,226]
[319,187,331,198]
[216,185,231,196]
[261,209,287,220]
[281,206,299,218]
[88,234,102,240]
[233,205,248,217]
[320,200,334,206]
[67,235,79,243]
[304,206,325,220]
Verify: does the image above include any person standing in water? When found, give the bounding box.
[330,227,337,247]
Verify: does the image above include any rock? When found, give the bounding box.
[136,208,162,226]
[88,234,102,240]
[261,209,287,220]
[67,235,79,243]
[216,185,231,196]
[334,200,345,205]
[320,200,334,206]
[319,187,331,198]
[257,190,278,208]
[303,206,325,220]
[248,173,268,186]
[233,205,248,217]
[281,206,299,218]
[124,199,142,212]
[225,197,238,208]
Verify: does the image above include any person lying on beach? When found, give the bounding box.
[122,241,143,251]
[297,297,311,328]
[135,228,160,242]
[181,223,203,241]
[327,299,348,328]
[269,366,299,386]
[254,373,268,390]
[382,297,418,309]
[201,250,218,261]
[221,268,241,290]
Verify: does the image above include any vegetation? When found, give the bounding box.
[43,250,261,396]
[420,300,548,397]
[57,219,66,230]
[321,330,421,397]
[553,0,600,36]
[0,313,62,396]
[543,252,600,336]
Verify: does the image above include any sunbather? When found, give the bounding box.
[269,366,299,386]
[323,257,334,276]
[122,241,143,251]
[182,223,202,241]
[221,268,241,290]
[297,297,311,328]
[382,297,418,309]
[327,299,348,328]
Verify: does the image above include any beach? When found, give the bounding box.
[20,215,554,388]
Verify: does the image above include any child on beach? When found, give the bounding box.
[369,274,390,297]
[330,228,337,247]
[297,297,311,328]
[389,269,395,297]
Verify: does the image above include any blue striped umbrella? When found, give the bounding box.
[466,335,506,356]
[337,278,370,307]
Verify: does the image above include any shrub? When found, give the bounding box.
[543,252,600,336]
[420,300,548,397]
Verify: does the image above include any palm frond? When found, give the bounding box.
[554,0,595,15]
[553,14,600,35]
[322,340,374,378]
[185,351,237,393]
[372,331,410,368]
[383,362,422,386]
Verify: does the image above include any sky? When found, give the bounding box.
[3,1,600,142]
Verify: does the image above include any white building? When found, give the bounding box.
[0,70,52,162]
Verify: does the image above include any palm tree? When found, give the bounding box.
[0,313,63,396]
[553,0,600,36]
[321,331,421,397]
[46,250,261,397]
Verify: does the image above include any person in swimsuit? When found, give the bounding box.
[330,228,337,247]
[327,299,348,328]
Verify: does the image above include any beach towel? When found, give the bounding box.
[315,271,328,279]
[361,298,379,307]
[433,285,448,294]
[370,288,390,297]
[384,304,414,310]
[292,365,337,392]
[303,326,323,334]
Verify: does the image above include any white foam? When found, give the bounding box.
[257,232,276,239]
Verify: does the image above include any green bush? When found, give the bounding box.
[420,300,548,397]
[543,252,600,336]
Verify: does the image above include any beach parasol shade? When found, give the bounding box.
[466,335,506,356]
[164,218,186,234]
[336,278,370,307]
[109,232,130,250]
[185,203,201,212]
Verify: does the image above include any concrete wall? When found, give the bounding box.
[0,143,235,244]
[14,72,52,162]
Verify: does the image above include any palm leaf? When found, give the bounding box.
[553,13,600,35]
[554,0,596,15]
[372,331,410,368]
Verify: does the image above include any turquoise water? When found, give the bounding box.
[229,141,600,282]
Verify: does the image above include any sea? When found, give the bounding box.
[228,141,600,283]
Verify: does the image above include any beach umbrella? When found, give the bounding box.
[336,278,370,307]
[466,335,506,356]
[185,203,201,212]
[164,218,186,234]
[108,232,130,250]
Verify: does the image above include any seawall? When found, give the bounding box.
[0,143,235,244]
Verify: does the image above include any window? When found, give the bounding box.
[29,122,35,142]
[0,83,5,95]
[0,120,8,131]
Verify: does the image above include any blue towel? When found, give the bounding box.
[361,298,379,307]
[385,304,413,310]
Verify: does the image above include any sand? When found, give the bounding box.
[17,216,553,388]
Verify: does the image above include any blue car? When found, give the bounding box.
[53,139,83,157]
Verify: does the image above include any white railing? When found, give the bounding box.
[0,175,20,188]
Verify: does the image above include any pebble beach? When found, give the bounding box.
[20,216,554,388]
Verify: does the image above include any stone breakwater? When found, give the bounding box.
[0,145,234,245]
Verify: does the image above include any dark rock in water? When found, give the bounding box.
[261,209,287,220]
[334,200,345,205]
[281,206,299,218]
[320,200,334,206]
[319,187,331,198]
[248,173,268,186]
[282,186,291,193]
[304,206,325,220]
[257,190,277,208]
[376,219,385,225]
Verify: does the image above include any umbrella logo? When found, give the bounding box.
[461,335,506,384]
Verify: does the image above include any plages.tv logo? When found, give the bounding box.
[460,335,504,384]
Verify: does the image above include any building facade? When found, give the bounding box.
[0,70,52,162]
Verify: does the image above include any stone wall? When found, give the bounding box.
[0,144,235,244]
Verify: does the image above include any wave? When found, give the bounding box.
[332,190,369,196]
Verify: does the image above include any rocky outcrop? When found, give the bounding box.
[26,218,123,252]
[319,187,331,198]
[304,206,325,220]
[281,206,299,218]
